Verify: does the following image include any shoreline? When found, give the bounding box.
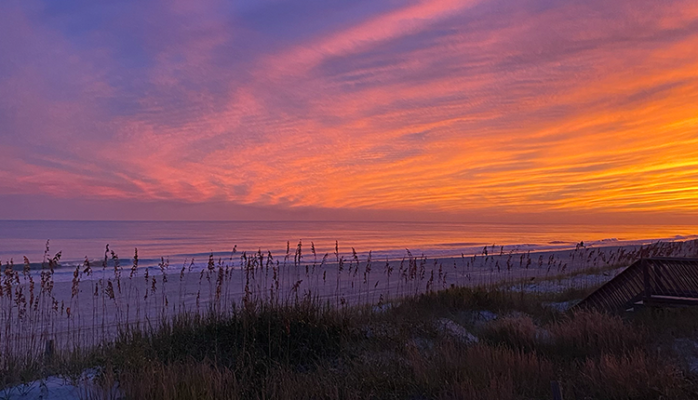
[14,233,698,282]
[0,238,696,356]
[2,219,696,272]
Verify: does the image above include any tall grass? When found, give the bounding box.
[68,286,698,399]
[0,238,697,396]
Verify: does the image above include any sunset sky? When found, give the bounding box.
[1,0,698,223]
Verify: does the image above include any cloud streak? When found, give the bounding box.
[1,0,698,221]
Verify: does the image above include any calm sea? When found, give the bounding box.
[0,220,696,270]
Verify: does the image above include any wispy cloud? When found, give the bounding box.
[1,0,697,220]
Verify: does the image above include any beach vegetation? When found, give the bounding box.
[1,239,698,398]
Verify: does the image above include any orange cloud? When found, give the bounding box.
[1,0,698,222]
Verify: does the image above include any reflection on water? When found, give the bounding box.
[0,220,695,267]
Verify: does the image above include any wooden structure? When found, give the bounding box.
[575,257,698,313]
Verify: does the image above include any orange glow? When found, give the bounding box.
[1,0,698,221]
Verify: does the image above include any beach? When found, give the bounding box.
[2,236,696,359]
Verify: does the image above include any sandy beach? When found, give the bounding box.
[2,238,696,358]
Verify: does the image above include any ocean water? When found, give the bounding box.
[0,220,696,270]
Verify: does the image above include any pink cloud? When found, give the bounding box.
[1,0,698,221]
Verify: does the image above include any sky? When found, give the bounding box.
[1,0,698,223]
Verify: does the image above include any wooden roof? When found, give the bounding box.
[575,257,698,313]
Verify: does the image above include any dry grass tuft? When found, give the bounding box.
[579,350,687,399]
[549,310,645,359]
[480,315,538,351]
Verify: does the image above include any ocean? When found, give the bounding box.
[0,220,695,270]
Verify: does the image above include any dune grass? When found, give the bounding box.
[1,239,698,399]
[17,286,689,399]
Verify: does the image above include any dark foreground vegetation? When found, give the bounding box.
[6,284,698,399]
